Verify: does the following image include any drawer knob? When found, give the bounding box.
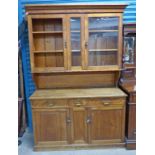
[75,103,82,107]
[75,100,82,107]
[103,102,110,106]
[66,117,71,123]
[48,103,55,107]
[86,117,91,124]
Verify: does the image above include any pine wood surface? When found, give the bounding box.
[30,88,127,100]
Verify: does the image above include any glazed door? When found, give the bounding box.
[67,15,85,70]
[85,14,122,70]
[123,34,136,67]
[33,108,71,145]
[28,15,67,72]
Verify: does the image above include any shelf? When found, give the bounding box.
[89,30,118,33]
[32,66,121,73]
[89,49,118,52]
[32,31,63,34]
[33,50,63,53]
[71,30,80,33]
[72,50,81,52]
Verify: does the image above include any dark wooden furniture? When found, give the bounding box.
[119,23,136,149]
[26,4,127,151]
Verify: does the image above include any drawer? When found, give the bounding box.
[86,98,125,108]
[31,99,68,109]
[70,98,125,108]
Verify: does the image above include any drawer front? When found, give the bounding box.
[86,98,125,108]
[31,99,68,109]
[70,98,125,108]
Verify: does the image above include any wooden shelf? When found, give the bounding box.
[33,50,63,53]
[89,49,118,52]
[32,66,121,73]
[71,30,80,33]
[89,30,118,33]
[72,50,80,52]
[32,31,63,34]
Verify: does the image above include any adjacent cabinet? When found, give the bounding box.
[119,23,136,149]
[26,4,129,151]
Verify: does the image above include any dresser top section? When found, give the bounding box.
[25,3,128,15]
[30,88,127,100]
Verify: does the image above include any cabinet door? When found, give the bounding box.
[67,15,85,70]
[85,14,122,70]
[89,107,125,144]
[33,109,71,145]
[28,15,67,73]
[127,104,136,140]
[70,102,89,144]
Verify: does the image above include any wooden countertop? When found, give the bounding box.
[30,88,127,100]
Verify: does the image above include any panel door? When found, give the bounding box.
[28,14,67,73]
[89,107,125,144]
[127,104,136,140]
[67,14,85,70]
[85,14,122,70]
[33,108,71,145]
[70,102,89,144]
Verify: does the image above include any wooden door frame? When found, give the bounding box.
[66,14,85,70]
[88,106,125,144]
[32,108,71,145]
[84,13,123,70]
[28,14,68,72]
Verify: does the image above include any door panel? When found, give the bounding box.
[73,110,87,143]
[85,14,122,70]
[67,15,85,70]
[90,109,123,143]
[33,109,70,144]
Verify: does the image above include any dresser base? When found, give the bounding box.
[34,143,125,151]
[126,138,136,150]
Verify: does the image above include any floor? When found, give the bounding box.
[18,130,136,155]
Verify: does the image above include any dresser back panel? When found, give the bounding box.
[33,72,119,89]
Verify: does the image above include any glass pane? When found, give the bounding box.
[89,17,119,30]
[88,32,118,50]
[88,51,117,66]
[88,16,119,66]
[70,18,81,66]
[124,37,135,64]
[70,18,81,31]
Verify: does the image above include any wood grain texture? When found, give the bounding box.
[31,92,126,150]
[33,72,118,89]
[30,88,126,100]
[27,4,127,151]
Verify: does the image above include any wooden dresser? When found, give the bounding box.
[26,4,127,151]
[119,23,136,149]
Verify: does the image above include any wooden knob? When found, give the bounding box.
[66,117,71,123]
[75,103,82,107]
[103,102,110,106]
[86,117,91,124]
[75,100,82,107]
[48,103,55,107]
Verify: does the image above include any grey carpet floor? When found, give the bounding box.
[18,130,136,155]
